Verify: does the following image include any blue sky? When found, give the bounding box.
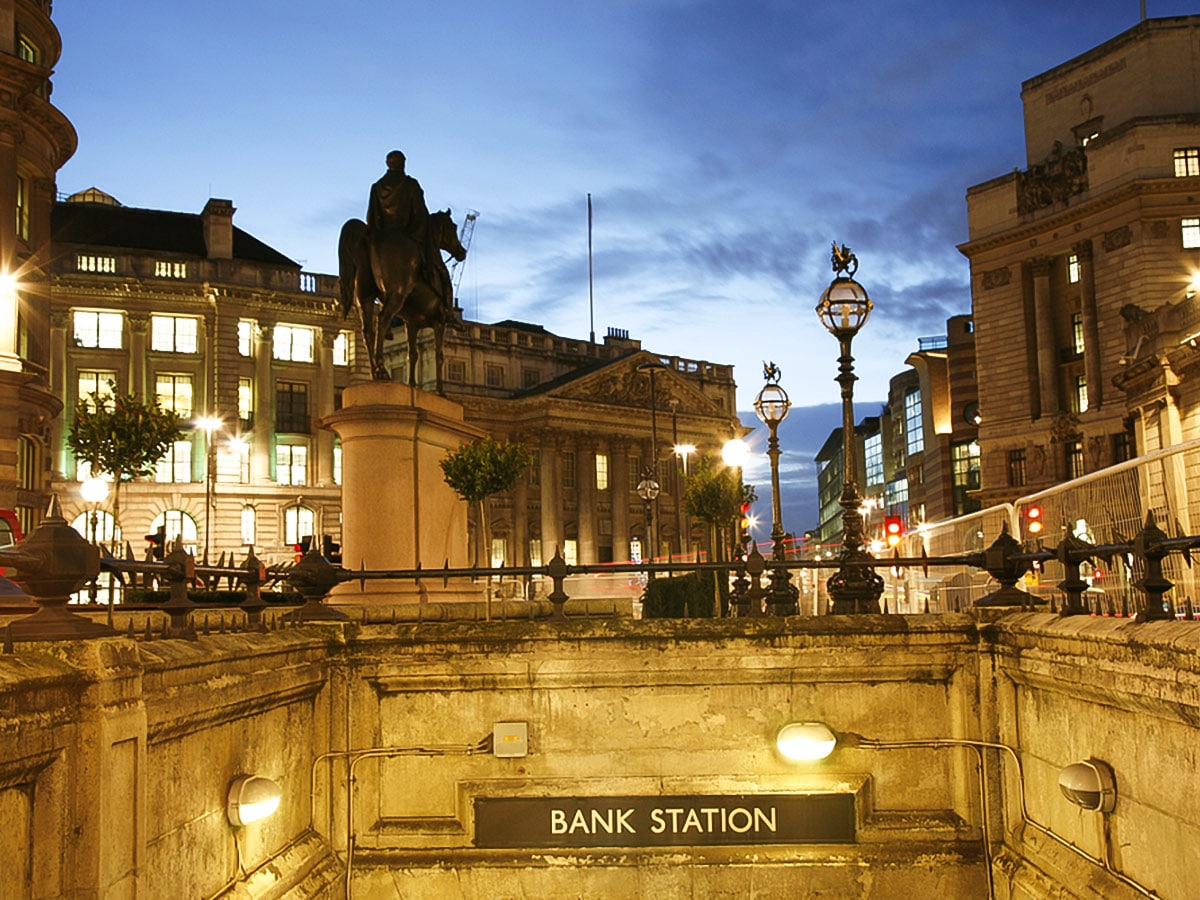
[49,1,1197,531]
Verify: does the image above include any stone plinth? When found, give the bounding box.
[322,382,485,604]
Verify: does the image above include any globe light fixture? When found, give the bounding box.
[776,721,838,761]
[754,362,795,614]
[815,243,884,614]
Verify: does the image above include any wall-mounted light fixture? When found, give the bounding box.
[772,722,1148,898]
[1058,758,1116,812]
[227,775,282,827]
[776,722,838,761]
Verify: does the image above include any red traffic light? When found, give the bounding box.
[1026,505,1043,534]
[884,515,904,548]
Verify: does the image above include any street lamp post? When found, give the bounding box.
[637,360,668,565]
[196,415,223,564]
[815,243,884,614]
[754,362,796,614]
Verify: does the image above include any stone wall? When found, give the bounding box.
[0,611,1196,898]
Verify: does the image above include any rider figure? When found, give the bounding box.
[367,151,451,307]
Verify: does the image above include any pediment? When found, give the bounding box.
[547,352,728,418]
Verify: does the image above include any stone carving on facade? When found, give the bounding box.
[1049,411,1083,444]
[1029,444,1048,478]
[1102,225,1132,252]
[1016,141,1088,215]
[1087,434,1107,469]
[127,312,149,334]
[1150,221,1171,240]
[981,267,1011,289]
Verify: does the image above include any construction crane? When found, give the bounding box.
[449,209,479,309]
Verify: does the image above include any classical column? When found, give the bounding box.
[577,438,596,564]
[127,313,148,398]
[611,440,629,561]
[48,309,68,477]
[314,329,337,486]
[252,322,273,482]
[1075,240,1102,410]
[1031,257,1057,418]
[539,438,561,563]
[512,474,529,566]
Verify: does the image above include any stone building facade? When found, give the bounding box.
[0,0,75,531]
[49,191,358,563]
[389,321,743,567]
[960,16,1200,506]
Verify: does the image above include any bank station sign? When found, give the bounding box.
[475,793,855,848]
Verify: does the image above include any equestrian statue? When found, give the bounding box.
[338,150,467,391]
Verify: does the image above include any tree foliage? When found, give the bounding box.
[440,436,534,505]
[441,436,534,571]
[684,454,756,526]
[67,390,184,528]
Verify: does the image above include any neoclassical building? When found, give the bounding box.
[49,190,360,563]
[960,15,1200,505]
[0,0,76,532]
[389,321,744,567]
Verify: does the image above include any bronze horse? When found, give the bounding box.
[338,209,466,390]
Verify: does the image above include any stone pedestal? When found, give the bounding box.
[322,383,485,604]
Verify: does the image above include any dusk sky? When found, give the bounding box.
[50,1,1195,532]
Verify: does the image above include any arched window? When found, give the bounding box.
[240,506,256,547]
[283,506,314,547]
[70,510,118,544]
[150,510,198,554]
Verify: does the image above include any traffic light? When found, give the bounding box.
[294,534,313,563]
[144,525,165,560]
[322,534,341,564]
[1026,505,1044,535]
[739,501,752,545]
[884,515,904,548]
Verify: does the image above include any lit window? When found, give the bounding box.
[332,330,350,366]
[333,441,342,485]
[276,443,308,486]
[240,506,256,546]
[1074,375,1089,414]
[155,440,193,483]
[1183,217,1200,249]
[151,315,198,353]
[528,539,542,568]
[77,370,117,410]
[154,260,187,279]
[238,320,254,357]
[490,537,507,568]
[18,36,39,65]
[300,272,317,293]
[273,325,314,362]
[904,390,924,456]
[155,373,193,418]
[1067,253,1080,284]
[595,453,609,491]
[238,377,253,429]
[73,310,123,349]
[235,439,250,483]
[864,433,883,486]
[563,539,578,566]
[563,451,576,488]
[15,175,28,242]
[76,255,116,274]
[1072,313,1085,355]
[1175,148,1200,177]
[1067,440,1084,479]
[284,505,315,546]
[150,509,198,553]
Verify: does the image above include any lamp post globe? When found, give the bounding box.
[754,363,796,614]
[816,243,884,614]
